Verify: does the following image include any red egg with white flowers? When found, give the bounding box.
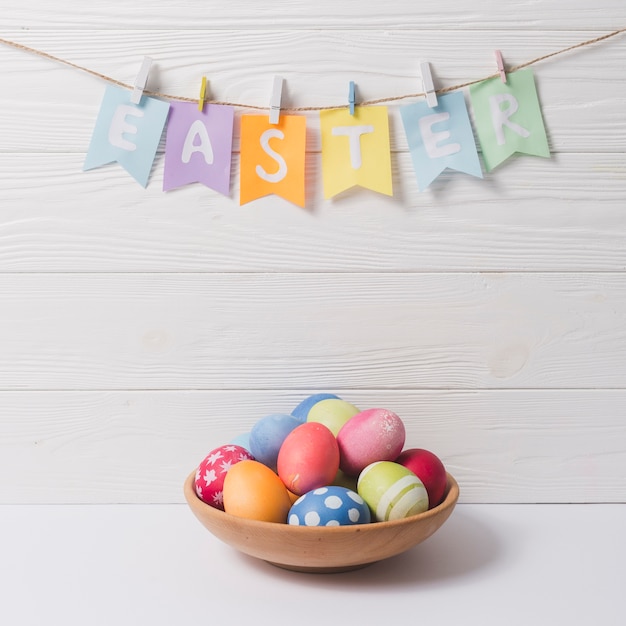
[194,444,255,510]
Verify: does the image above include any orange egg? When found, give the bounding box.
[223,460,292,523]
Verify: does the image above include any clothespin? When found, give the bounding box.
[348,81,356,115]
[494,50,507,83]
[420,61,438,108]
[269,75,284,124]
[198,76,208,112]
[131,56,153,105]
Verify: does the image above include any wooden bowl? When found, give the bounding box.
[184,470,459,573]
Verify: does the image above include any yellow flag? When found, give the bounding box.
[240,115,306,207]
[320,106,392,199]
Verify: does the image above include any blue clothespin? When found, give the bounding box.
[348,81,356,115]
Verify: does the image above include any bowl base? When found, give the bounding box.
[266,560,374,574]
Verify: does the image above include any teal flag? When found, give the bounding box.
[469,69,550,172]
[400,91,482,190]
[84,85,170,187]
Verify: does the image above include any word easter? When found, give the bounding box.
[85,69,549,203]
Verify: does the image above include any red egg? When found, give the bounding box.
[337,408,406,476]
[277,422,340,496]
[194,444,255,510]
[396,448,447,508]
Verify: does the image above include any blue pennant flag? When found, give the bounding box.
[400,91,482,190]
[84,85,170,187]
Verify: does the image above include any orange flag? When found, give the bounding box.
[240,115,306,207]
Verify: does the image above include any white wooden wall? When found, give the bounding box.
[1,1,625,504]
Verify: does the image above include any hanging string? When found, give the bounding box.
[0,27,624,111]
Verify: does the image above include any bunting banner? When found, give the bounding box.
[469,68,550,172]
[239,114,307,207]
[320,106,393,199]
[3,28,621,207]
[84,85,170,187]
[400,91,483,191]
[163,102,234,194]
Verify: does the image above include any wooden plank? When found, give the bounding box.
[1,272,626,391]
[0,153,625,273]
[1,389,624,503]
[0,30,624,152]
[4,0,625,30]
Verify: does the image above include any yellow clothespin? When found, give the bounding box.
[198,76,208,112]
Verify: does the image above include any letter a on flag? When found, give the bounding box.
[84,85,170,187]
[163,101,234,195]
[400,91,482,190]
[239,115,306,207]
[320,106,392,199]
[469,68,550,172]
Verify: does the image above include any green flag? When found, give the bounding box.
[469,68,550,172]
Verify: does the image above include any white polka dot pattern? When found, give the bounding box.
[287,486,371,526]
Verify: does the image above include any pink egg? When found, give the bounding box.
[194,444,255,510]
[277,422,340,496]
[337,408,406,476]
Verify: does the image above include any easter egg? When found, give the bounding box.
[396,448,447,508]
[306,398,361,436]
[229,432,251,453]
[357,461,429,522]
[277,422,340,496]
[223,459,292,523]
[332,468,358,492]
[249,413,300,471]
[291,393,340,422]
[194,444,254,510]
[288,486,371,527]
[337,408,406,476]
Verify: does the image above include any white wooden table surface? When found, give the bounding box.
[2,503,623,625]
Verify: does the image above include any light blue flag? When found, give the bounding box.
[400,91,482,191]
[84,85,170,187]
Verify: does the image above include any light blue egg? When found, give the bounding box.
[229,432,251,453]
[288,486,371,527]
[249,413,300,471]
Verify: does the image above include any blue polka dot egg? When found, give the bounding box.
[288,486,371,527]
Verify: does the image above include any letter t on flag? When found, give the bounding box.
[239,115,306,207]
[320,106,392,199]
[84,85,170,187]
[469,68,550,171]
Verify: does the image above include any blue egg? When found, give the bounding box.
[249,413,300,471]
[291,393,340,422]
[229,431,251,453]
[288,486,371,527]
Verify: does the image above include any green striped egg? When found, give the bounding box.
[357,461,429,522]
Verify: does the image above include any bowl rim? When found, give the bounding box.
[184,469,459,533]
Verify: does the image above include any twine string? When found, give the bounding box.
[0,27,624,111]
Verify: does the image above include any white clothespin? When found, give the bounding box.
[420,61,438,108]
[494,50,507,83]
[198,76,208,112]
[269,75,284,124]
[348,81,356,115]
[131,56,153,105]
